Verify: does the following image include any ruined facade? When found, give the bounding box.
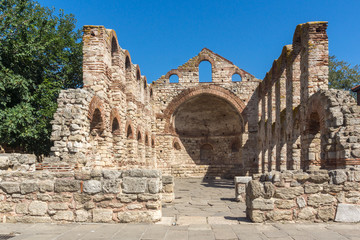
[0,21,359,224]
[49,21,360,178]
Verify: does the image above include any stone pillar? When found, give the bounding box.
[235,176,252,202]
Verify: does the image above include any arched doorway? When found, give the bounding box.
[167,92,244,178]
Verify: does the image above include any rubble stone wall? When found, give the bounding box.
[0,169,163,223]
[246,170,360,223]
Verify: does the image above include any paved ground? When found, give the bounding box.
[2,222,360,240]
[162,178,247,224]
[1,178,360,239]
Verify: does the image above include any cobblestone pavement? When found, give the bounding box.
[2,178,360,239]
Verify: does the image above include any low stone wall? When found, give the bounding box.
[0,169,163,223]
[0,153,36,172]
[246,170,360,223]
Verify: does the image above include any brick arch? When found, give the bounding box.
[136,125,143,143]
[125,120,134,139]
[88,96,105,122]
[136,65,141,81]
[230,68,247,80]
[165,69,183,80]
[151,135,156,148]
[145,132,150,146]
[195,55,215,67]
[110,108,121,134]
[163,85,246,135]
[123,50,132,70]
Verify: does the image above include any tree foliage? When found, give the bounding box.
[0,0,82,155]
[329,55,360,97]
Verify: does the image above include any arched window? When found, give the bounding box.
[169,74,179,83]
[125,56,131,70]
[199,60,212,82]
[112,118,120,134]
[232,73,242,82]
[144,80,147,89]
[145,134,149,146]
[126,125,133,139]
[90,108,103,134]
[137,131,142,142]
[111,37,118,57]
[151,138,155,148]
[150,89,153,98]
[136,70,141,81]
[173,141,181,150]
[200,144,213,162]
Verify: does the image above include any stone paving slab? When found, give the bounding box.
[0,222,358,240]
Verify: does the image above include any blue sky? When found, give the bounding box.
[38,0,360,82]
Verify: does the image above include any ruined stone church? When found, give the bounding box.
[50,21,360,178]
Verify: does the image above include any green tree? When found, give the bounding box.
[329,55,360,97]
[0,0,82,155]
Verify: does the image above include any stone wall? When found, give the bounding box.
[246,170,360,223]
[48,21,360,178]
[0,169,164,223]
[0,154,36,172]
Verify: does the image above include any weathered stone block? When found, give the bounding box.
[122,177,147,194]
[102,180,121,194]
[296,196,306,208]
[0,203,13,213]
[15,216,52,223]
[148,178,160,194]
[304,183,322,194]
[146,202,160,210]
[318,207,335,221]
[275,199,296,209]
[138,193,160,201]
[0,182,20,194]
[234,176,252,184]
[307,194,335,207]
[329,170,347,184]
[117,194,137,203]
[266,210,292,221]
[73,193,92,204]
[15,203,28,214]
[122,169,160,178]
[335,203,360,222]
[53,211,74,221]
[75,210,90,222]
[263,182,275,199]
[297,207,316,221]
[127,204,143,210]
[246,180,264,199]
[48,202,68,210]
[251,198,274,210]
[83,180,102,194]
[162,175,174,184]
[274,187,304,199]
[39,180,54,193]
[92,209,113,223]
[102,169,121,179]
[20,181,39,194]
[29,201,47,216]
[248,210,265,223]
[54,179,80,192]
